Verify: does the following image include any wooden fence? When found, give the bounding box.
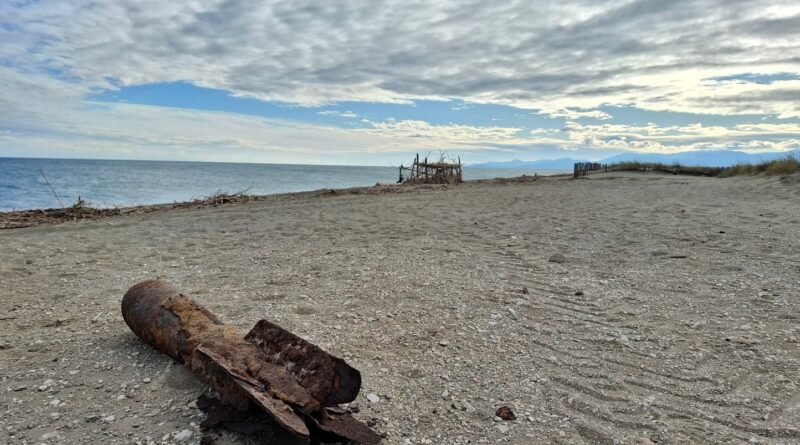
[574,162,724,178]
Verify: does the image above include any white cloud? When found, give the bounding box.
[317,110,360,118]
[538,108,612,120]
[2,0,800,162]
[563,122,800,153]
[362,119,523,143]
[0,96,534,163]
[2,0,799,115]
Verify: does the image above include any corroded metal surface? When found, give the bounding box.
[245,319,362,406]
[309,408,383,445]
[121,280,380,444]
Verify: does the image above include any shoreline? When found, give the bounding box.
[0,174,557,229]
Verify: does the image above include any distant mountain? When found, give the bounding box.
[469,150,800,170]
[599,150,800,167]
[468,157,583,170]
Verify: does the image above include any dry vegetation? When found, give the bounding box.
[612,162,724,176]
[719,154,800,177]
[590,155,800,178]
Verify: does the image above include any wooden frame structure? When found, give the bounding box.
[399,153,463,184]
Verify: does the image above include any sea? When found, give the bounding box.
[0,157,565,212]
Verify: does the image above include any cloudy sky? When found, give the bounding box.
[2,0,800,165]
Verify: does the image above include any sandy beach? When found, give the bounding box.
[1,172,799,445]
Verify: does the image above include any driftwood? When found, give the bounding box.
[0,191,254,229]
[0,184,457,230]
[399,153,462,184]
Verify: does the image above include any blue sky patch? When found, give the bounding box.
[93,82,572,131]
[711,72,800,85]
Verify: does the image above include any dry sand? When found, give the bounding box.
[1,172,799,445]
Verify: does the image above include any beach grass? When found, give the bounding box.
[579,155,800,178]
[718,154,800,177]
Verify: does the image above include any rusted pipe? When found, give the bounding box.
[121,280,380,444]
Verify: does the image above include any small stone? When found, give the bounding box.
[366,393,380,403]
[462,402,476,413]
[102,415,115,423]
[441,389,449,398]
[495,405,516,421]
[493,416,502,422]
[522,286,529,295]
[438,339,449,346]
[143,378,151,383]
[173,429,193,442]
[548,253,566,263]
[496,424,509,434]
[40,431,60,441]
[85,414,101,423]
[637,438,656,445]
[49,399,61,407]
[116,394,126,401]
[12,385,27,391]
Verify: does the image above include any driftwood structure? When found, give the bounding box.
[399,153,463,184]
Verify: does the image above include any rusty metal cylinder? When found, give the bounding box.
[121,280,381,444]
[121,280,233,364]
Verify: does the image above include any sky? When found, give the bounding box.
[1,0,800,165]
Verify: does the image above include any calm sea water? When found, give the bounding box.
[0,157,563,211]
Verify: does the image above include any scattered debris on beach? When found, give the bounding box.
[0,191,255,230]
[0,183,456,229]
[121,280,381,444]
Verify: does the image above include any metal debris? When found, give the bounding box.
[121,280,381,444]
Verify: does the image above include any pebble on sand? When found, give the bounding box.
[173,429,193,442]
[495,405,516,421]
